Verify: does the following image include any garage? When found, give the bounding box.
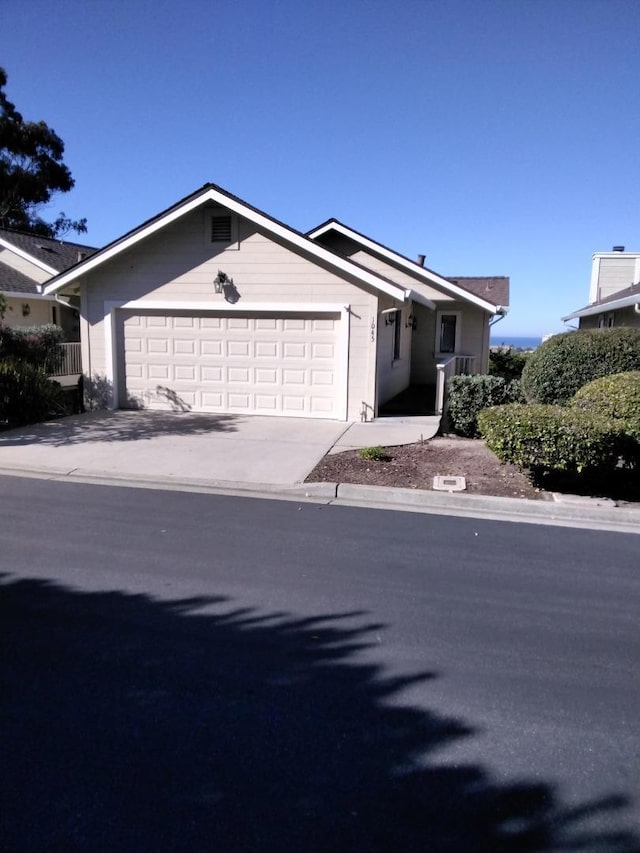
[118,310,344,418]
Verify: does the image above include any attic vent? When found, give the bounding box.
[211,215,232,242]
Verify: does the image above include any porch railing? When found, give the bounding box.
[435,354,476,415]
[49,342,82,377]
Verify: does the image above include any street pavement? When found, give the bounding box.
[1,476,639,851]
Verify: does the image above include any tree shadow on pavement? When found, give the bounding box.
[1,576,637,852]
[0,410,239,448]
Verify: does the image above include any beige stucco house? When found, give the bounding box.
[43,183,509,421]
[562,246,640,330]
[0,228,94,339]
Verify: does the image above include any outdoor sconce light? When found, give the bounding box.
[21,303,31,317]
[213,270,241,304]
[406,313,417,330]
[214,270,230,294]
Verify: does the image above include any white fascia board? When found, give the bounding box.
[0,237,59,276]
[562,293,640,321]
[0,289,55,301]
[308,220,498,313]
[408,289,436,310]
[44,187,408,303]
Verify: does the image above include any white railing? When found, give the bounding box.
[435,354,476,414]
[49,342,82,377]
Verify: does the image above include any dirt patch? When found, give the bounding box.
[306,436,547,501]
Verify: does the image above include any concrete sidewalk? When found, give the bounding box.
[329,416,440,453]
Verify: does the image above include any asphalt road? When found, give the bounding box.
[1,476,639,852]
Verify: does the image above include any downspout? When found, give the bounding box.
[489,307,507,327]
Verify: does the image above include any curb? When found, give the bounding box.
[0,465,638,533]
[333,482,640,531]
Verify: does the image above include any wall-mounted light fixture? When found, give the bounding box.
[406,312,417,330]
[213,270,241,304]
[21,303,31,317]
[214,270,231,294]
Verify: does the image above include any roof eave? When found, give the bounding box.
[562,294,640,321]
[0,236,59,277]
[44,186,408,303]
[308,220,499,312]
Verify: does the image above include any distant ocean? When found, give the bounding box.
[490,336,542,350]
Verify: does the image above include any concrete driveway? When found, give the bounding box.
[0,411,351,487]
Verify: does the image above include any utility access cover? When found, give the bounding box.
[433,475,466,492]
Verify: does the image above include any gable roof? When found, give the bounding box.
[0,228,96,274]
[562,281,640,321]
[308,219,507,314]
[445,276,510,308]
[0,228,97,296]
[43,183,439,308]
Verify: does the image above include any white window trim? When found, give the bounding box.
[436,310,462,355]
[204,209,239,250]
[104,300,350,420]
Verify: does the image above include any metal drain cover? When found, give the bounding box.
[433,475,466,492]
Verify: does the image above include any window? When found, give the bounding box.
[598,313,615,328]
[439,313,457,353]
[393,309,402,360]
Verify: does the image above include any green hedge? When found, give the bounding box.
[521,328,640,405]
[477,403,624,474]
[570,371,640,441]
[489,348,529,381]
[0,323,64,371]
[0,360,65,426]
[446,375,524,437]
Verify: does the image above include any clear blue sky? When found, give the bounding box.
[2,0,639,336]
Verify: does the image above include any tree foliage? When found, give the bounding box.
[0,67,86,237]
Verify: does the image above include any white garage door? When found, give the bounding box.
[120,311,343,418]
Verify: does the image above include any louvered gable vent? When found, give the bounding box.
[211,214,232,242]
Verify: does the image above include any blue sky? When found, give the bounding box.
[2,0,639,336]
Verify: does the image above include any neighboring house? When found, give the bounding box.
[43,183,509,421]
[562,246,640,330]
[0,228,96,340]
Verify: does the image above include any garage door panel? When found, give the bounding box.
[121,311,341,418]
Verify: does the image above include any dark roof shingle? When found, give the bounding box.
[446,276,510,308]
[0,228,97,273]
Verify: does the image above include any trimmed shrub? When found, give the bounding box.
[358,446,388,461]
[0,323,64,371]
[570,371,640,440]
[0,360,65,426]
[489,348,529,381]
[478,403,624,474]
[447,375,524,438]
[521,328,640,405]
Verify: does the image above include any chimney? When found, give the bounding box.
[417,254,426,267]
[613,246,625,252]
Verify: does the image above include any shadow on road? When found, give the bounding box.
[1,576,637,852]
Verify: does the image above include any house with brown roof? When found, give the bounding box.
[0,228,96,339]
[562,246,640,330]
[43,183,509,420]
